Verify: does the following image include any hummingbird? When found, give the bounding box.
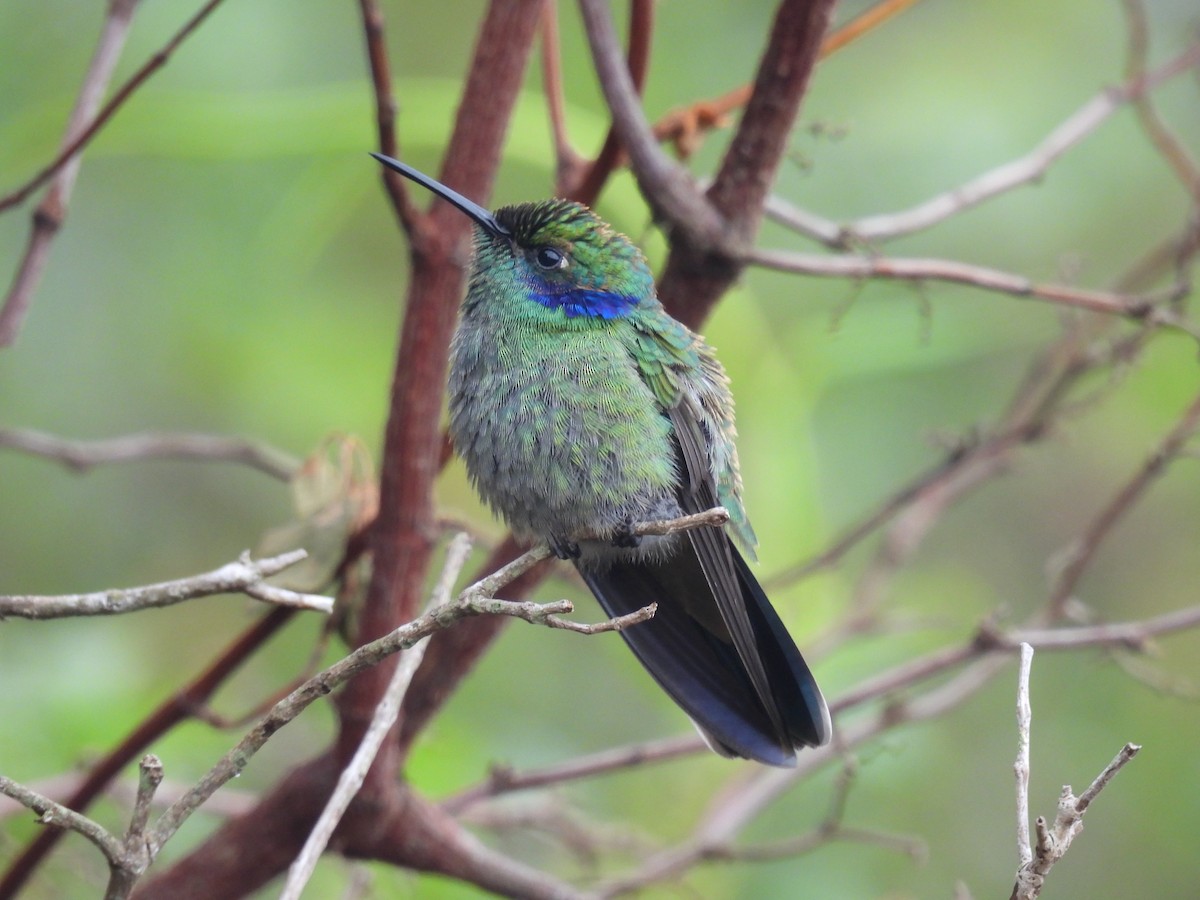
[371,153,831,766]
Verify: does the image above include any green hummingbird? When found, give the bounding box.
[372,153,830,765]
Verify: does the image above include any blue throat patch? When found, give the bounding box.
[530,288,639,319]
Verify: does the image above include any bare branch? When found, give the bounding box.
[568,0,655,205]
[0,551,332,619]
[443,735,704,815]
[280,534,474,900]
[0,427,299,481]
[357,0,422,231]
[1049,389,1200,618]
[577,0,724,245]
[746,247,1184,323]
[1010,743,1141,900]
[0,0,232,346]
[0,0,142,346]
[144,510,719,856]
[1014,644,1034,869]
[766,42,1200,248]
[1121,2,1200,202]
[0,776,124,867]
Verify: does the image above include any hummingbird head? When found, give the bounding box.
[371,154,655,321]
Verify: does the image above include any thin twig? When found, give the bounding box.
[143,509,720,856]
[0,0,228,214]
[765,43,1200,248]
[443,735,703,815]
[1010,743,1141,900]
[0,550,332,619]
[0,0,142,345]
[0,427,299,481]
[357,0,422,232]
[0,777,124,867]
[1049,389,1200,618]
[746,247,1179,322]
[1121,1,1200,202]
[280,534,474,900]
[0,0,232,346]
[1014,644,1034,869]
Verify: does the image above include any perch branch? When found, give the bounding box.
[142,509,714,856]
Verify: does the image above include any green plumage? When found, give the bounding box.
[370,154,830,764]
[451,198,756,554]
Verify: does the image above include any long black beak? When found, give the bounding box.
[369,153,510,237]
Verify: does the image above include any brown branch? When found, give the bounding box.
[569,0,655,205]
[342,1,543,808]
[358,0,422,232]
[578,0,723,247]
[657,0,837,328]
[1048,389,1200,618]
[0,0,231,347]
[540,1,587,195]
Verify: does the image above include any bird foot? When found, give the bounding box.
[549,535,581,560]
[612,520,642,549]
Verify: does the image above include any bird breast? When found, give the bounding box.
[447,320,682,544]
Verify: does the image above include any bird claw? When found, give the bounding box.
[612,520,641,549]
[549,536,581,560]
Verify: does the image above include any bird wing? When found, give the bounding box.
[625,318,788,741]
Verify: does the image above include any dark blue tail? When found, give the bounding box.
[576,540,830,766]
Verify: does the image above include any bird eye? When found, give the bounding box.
[534,246,566,270]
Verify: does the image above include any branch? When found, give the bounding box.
[1014,644,1034,870]
[1048,388,1200,618]
[144,510,707,856]
[577,0,724,245]
[0,427,298,481]
[0,776,124,867]
[0,0,231,346]
[0,551,332,619]
[357,0,422,232]
[280,534,473,900]
[0,0,142,346]
[745,247,1187,323]
[1121,2,1200,203]
[443,735,704,815]
[0,608,294,898]
[765,42,1200,248]
[1010,734,1141,900]
[568,0,655,205]
[0,754,168,900]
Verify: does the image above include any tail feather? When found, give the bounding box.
[576,540,829,767]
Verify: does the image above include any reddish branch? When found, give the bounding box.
[652,0,836,328]
[133,2,545,894]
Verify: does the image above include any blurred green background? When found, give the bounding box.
[2,0,1199,897]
